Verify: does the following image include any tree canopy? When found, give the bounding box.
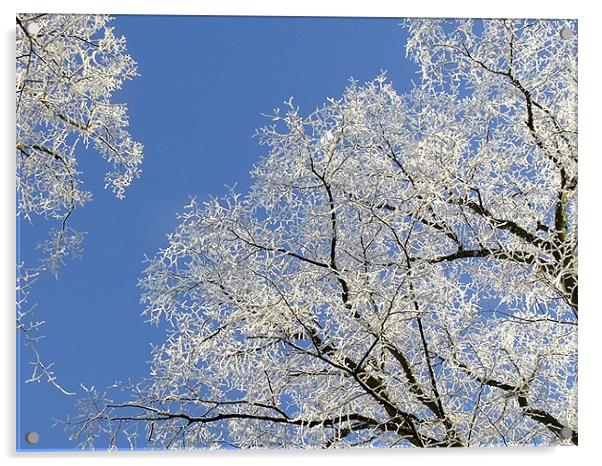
[61,18,577,449]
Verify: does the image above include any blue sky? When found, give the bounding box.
[17,15,417,450]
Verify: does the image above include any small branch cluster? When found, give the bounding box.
[16,13,142,392]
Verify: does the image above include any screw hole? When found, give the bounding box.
[560,426,573,440]
[25,22,41,36]
[559,26,573,40]
[25,431,39,445]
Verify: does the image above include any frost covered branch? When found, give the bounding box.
[66,18,577,449]
[16,13,142,392]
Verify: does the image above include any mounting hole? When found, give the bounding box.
[559,26,573,40]
[560,426,573,440]
[25,22,41,36]
[25,431,39,445]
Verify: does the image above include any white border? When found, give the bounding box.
[2,1,600,465]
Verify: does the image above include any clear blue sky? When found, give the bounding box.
[17,15,417,450]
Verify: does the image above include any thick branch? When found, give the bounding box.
[448,358,578,445]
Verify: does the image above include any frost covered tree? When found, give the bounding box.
[67,19,577,448]
[16,13,142,391]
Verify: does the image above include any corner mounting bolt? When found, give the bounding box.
[25,431,39,445]
[559,26,573,40]
[25,21,41,36]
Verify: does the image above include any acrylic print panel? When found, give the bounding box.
[16,14,578,450]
